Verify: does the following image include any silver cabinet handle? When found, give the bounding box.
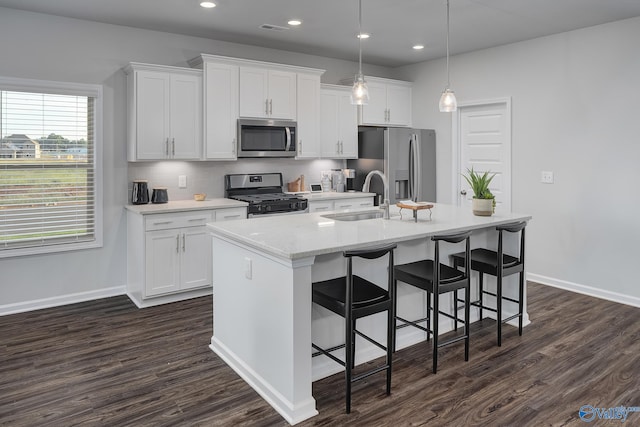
[165,138,169,156]
[265,99,269,115]
[269,99,273,115]
[176,234,180,253]
[315,206,329,211]
[388,109,391,122]
[232,138,236,154]
[221,214,242,220]
[298,139,302,155]
[152,221,173,226]
[336,141,340,154]
[182,233,186,252]
[172,138,175,156]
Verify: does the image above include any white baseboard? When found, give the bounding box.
[527,273,640,308]
[0,286,126,316]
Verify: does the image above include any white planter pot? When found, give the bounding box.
[472,198,493,216]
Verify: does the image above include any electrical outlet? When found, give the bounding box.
[178,175,187,188]
[540,171,554,184]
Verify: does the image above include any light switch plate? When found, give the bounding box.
[178,175,187,188]
[540,171,554,184]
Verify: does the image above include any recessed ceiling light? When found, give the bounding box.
[413,44,425,50]
[200,1,216,8]
[288,19,302,26]
[357,33,370,39]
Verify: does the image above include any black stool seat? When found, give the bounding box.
[394,260,467,294]
[450,221,527,346]
[393,231,472,374]
[312,243,397,414]
[313,276,390,316]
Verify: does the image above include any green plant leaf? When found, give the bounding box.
[462,167,496,199]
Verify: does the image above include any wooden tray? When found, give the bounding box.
[396,202,434,222]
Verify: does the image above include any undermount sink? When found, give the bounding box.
[321,210,383,221]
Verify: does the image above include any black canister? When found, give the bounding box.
[151,187,169,204]
[131,180,149,204]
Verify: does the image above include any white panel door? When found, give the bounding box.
[268,70,297,120]
[456,100,511,213]
[136,71,169,159]
[204,62,239,160]
[145,229,180,296]
[180,227,212,290]
[239,67,269,118]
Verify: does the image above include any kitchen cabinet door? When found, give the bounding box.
[359,77,412,127]
[360,80,387,126]
[320,85,357,159]
[386,83,412,127]
[180,226,212,290]
[296,73,321,158]
[126,64,202,161]
[169,73,202,159]
[204,62,239,160]
[239,67,296,120]
[135,70,170,160]
[144,229,181,296]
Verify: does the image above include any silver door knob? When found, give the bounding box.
[460,190,467,196]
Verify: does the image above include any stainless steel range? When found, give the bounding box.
[225,173,308,217]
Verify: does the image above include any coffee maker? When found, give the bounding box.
[343,169,356,192]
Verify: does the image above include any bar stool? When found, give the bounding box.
[393,231,471,374]
[311,243,397,414]
[450,221,526,346]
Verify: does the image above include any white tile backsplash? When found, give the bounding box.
[127,158,343,203]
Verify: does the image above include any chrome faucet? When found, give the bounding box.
[362,170,390,220]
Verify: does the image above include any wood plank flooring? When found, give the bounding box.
[1,282,639,426]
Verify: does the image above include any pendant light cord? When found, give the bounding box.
[445,0,450,88]
[358,0,363,76]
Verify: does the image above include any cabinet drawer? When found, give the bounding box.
[334,198,374,210]
[145,211,214,231]
[308,201,334,212]
[214,207,247,221]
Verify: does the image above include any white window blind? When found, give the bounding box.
[0,81,101,256]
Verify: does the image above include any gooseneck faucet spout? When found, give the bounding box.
[362,170,390,220]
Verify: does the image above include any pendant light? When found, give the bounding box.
[439,0,457,112]
[351,0,369,105]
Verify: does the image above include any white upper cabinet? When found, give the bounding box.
[296,73,321,159]
[320,84,358,159]
[360,77,412,127]
[239,67,296,120]
[125,63,202,161]
[202,62,239,160]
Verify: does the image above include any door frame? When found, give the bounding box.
[451,97,512,211]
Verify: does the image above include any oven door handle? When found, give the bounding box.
[285,127,292,152]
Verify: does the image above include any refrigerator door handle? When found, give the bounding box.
[409,136,415,201]
[412,134,422,202]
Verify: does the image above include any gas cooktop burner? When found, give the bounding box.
[224,173,308,216]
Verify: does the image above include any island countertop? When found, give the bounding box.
[207,203,532,260]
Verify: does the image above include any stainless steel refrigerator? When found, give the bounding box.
[347,126,436,205]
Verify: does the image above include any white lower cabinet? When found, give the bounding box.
[308,196,374,213]
[127,207,247,307]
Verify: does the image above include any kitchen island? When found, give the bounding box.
[207,204,531,424]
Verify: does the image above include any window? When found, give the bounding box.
[0,76,102,257]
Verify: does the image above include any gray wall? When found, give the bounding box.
[395,16,640,303]
[0,7,391,313]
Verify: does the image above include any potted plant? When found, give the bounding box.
[462,167,496,216]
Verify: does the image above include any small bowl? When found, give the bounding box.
[193,193,206,201]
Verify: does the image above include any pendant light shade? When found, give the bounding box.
[351,0,369,105]
[439,0,457,112]
[439,88,457,112]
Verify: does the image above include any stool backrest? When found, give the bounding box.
[497,221,527,268]
[432,231,472,284]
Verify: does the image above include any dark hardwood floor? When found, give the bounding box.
[1,282,639,426]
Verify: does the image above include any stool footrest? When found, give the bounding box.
[502,312,522,323]
[437,333,468,348]
[351,364,390,383]
[312,343,346,367]
[395,315,430,333]
[355,329,387,352]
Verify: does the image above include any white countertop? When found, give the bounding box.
[125,198,247,214]
[207,203,532,260]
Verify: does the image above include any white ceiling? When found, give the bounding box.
[1,0,640,67]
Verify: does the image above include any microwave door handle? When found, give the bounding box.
[285,127,292,151]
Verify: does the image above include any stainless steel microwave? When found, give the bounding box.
[237,119,297,158]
